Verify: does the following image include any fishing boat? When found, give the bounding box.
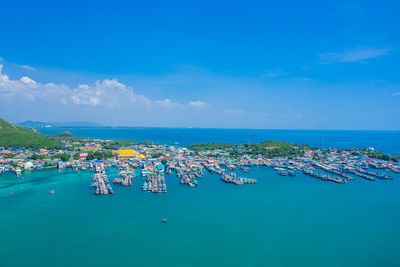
[278,170,289,176]
[14,167,22,177]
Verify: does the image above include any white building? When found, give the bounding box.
[24,161,34,170]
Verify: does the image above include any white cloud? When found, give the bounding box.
[187,101,210,109]
[155,99,181,109]
[69,79,152,107]
[320,47,391,64]
[20,65,35,71]
[20,76,37,84]
[0,64,53,100]
[71,84,102,106]
[227,109,244,115]
[261,69,287,78]
[0,64,211,112]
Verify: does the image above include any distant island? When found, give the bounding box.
[19,120,102,128]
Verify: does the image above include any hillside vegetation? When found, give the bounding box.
[188,142,234,151]
[55,131,74,137]
[0,118,62,149]
[188,140,311,158]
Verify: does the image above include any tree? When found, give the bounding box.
[59,153,70,161]
[29,154,46,160]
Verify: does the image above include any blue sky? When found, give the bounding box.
[0,0,399,129]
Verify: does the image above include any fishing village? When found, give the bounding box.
[1,130,400,197]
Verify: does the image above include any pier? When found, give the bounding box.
[113,166,135,186]
[303,168,347,184]
[92,163,114,195]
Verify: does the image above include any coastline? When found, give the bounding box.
[38,127,400,155]
[1,127,400,267]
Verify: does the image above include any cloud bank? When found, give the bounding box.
[0,64,209,111]
[320,47,391,64]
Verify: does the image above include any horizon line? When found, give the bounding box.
[13,119,400,131]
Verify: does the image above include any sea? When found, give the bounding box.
[1,128,400,267]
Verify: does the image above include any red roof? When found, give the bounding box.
[0,150,14,154]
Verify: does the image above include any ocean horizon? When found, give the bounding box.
[40,127,400,155]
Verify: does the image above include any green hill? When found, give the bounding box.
[55,131,74,138]
[0,118,62,149]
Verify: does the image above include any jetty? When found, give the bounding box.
[221,172,257,185]
[357,168,393,179]
[113,166,135,186]
[303,167,347,184]
[142,163,167,193]
[91,163,114,195]
[346,169,375,181]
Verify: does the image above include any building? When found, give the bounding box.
[118,149,145,159]
[24,161,33,170]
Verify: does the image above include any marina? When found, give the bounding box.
[1,139,399,196]
[1,130,400,267]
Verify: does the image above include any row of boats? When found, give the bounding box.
[91,172,114,195]
[142,181,167,192]
[302,168,347,184]
[357,168,393,179]
[113,168,136,186]
[275,167,296,176]
[86,154,397,195]
[278,165,394,184]
[221,173,257,185]
[142,164,167,193]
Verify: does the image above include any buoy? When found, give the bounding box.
[161,219,167,223]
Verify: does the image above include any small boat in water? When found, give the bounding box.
[49,190,55,194]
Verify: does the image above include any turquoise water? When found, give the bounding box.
[1,167,400,266]
[40,127,400,155]
[2,129,400,266]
